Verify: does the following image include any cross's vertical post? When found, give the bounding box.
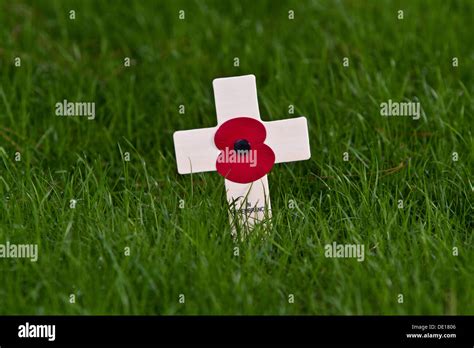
[213,75,271,231]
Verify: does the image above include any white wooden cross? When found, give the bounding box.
[173,74,310,232]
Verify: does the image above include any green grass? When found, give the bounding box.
[0,0,472,315]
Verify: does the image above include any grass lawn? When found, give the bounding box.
[0,0,472,315]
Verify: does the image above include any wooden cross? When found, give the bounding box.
[173,74,311,232]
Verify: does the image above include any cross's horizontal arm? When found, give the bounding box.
[173,127,219,174]
[264,117,311,164]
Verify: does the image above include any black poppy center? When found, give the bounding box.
[234,139,251,152]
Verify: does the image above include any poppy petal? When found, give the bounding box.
[216,144,275,183]
[214,117,266,150]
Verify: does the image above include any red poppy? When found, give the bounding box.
[214,117,275,184]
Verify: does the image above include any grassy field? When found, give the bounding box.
[0,0,472,315]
